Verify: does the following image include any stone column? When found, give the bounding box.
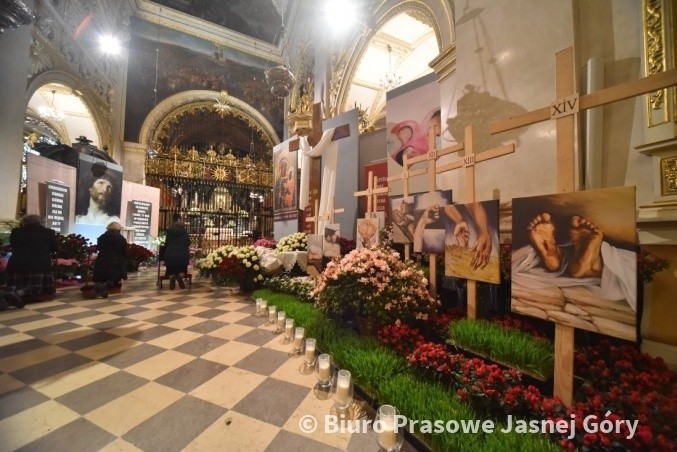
[0,4,34,224]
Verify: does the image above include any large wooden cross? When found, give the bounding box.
[404,125,466,297]
[489,47,677,406]
[419,125,514,314]
[354,170,389,216]
[289,102,351,232]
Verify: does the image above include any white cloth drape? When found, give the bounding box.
[299,128,337,233]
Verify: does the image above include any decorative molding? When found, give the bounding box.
[642,0,670,127]
[428,43,456,82]
[123,141,148,155]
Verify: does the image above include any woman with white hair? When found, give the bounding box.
[91,221,128,298]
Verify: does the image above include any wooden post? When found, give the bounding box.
[387,155,427,261]
[305,199,320,235]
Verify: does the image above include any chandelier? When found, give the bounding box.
[213,90,231,118]
[38,89,65,122]
[379,44,401,91]
[265,64,295,98]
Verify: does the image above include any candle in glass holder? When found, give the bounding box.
[276,311,286,329]
[258,300,267,316]
[293,327,305,349]
[284,318,294,339]
[268,305,277,323]
[255,299,262,314]
[334,369,351,406]
[378,405,399,451]
[318,353,331,381]
[304,338,316,363]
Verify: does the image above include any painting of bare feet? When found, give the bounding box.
[444,200,500,284]
[511,187,637,341]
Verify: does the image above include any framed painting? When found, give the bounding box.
[511,187,637,341]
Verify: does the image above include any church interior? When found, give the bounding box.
[1,1,676,450]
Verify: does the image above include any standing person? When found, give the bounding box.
[5,214,58,307]
[92,222,128,298]
[163,221,190,290]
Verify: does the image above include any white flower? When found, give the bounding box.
[257,274,263,280]
[245,262,251,268]
[253,264,259,270]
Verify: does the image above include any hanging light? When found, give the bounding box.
[38,89,65,122]
[379,44,402,91]
[265,64,295,98]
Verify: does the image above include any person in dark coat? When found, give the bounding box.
[4,214,58,307]
[163,221,190,290]
[92,221,128,298]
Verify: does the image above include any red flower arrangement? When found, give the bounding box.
[127,243,154,263]
[337,236,356,255]
[377,321,425,357]
[214,255,247,286]
[500,243,512,282]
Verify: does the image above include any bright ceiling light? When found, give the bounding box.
[324,0,358,34]
[99,35,121,55]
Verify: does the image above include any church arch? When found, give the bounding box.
[26,70,108,149]
[138,90,280,150]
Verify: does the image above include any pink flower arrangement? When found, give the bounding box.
[254,237,277,249]
[311,247,439,325]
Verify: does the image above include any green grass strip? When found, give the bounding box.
[448,318,554,380]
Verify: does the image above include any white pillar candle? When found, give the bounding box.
[276,311,286,328]
[304,338,316,362]
[284,318,294,338]
[293,327,305,349]
[334,369,351,405]
[378,405,399,450]
[268,305,277,323]
[318,353,331,381]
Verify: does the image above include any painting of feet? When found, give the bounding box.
[511,187,637,341]
[444,200,500,284]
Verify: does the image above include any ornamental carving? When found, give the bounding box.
[660,156,677,196]
[642,0,669,126]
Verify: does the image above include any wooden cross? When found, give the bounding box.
[489,47,677,406]
[304,199,321,234]
[318,196,344,225]
[387,155,427,261]
[354,170,389,216]
[424,125,514,314]
[409,125,515,310]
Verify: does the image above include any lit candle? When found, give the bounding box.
[258,300,267,316]
[276,311,286,329]
[268,305,277,323]
[378,405,399,450]
[255,299,261,314]
[304,338,316,363]
[318,353,331,381]
[293,327,305,349]
[284,318,294,338]
[334,369,351,406]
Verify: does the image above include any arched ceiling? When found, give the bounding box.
[26,83,99,147]
[346,12,438,124]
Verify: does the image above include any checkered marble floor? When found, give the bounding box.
[0,270,418,452]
